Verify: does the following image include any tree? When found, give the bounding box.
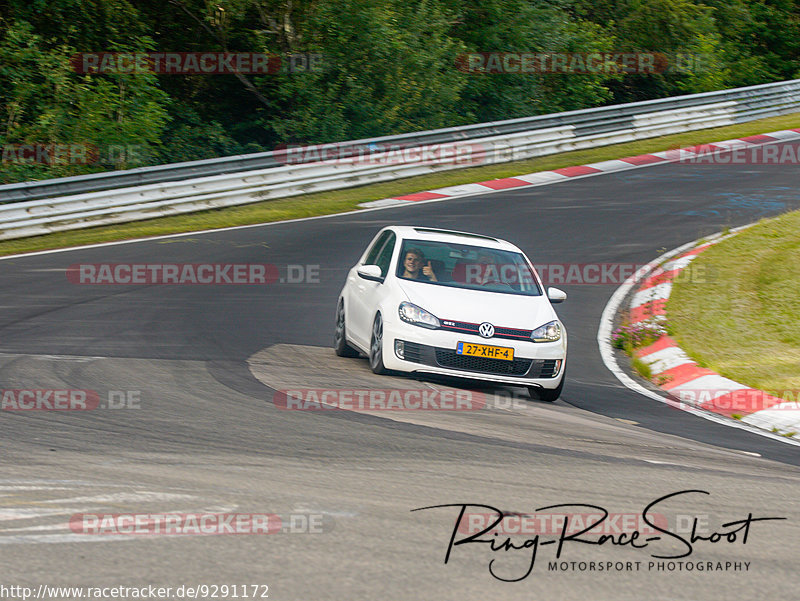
[262,0,470,144]
[0,19,170,182]
[439,0,618,120]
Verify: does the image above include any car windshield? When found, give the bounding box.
[396,239,542,296]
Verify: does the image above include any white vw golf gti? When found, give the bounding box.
[334,227,567,401]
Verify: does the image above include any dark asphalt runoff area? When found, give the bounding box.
[1,144,799,600]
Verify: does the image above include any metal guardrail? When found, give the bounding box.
[1,79,799,240]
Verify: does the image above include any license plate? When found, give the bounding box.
[456,341,514,361]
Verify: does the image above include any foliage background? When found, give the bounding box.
[1,0,798,183]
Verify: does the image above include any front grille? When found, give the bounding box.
[440,321,479,334]
[440,320,532,341]
[435,348,532,376]
[494,326,532,339]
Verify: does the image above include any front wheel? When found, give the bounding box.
[334,300,359,357]
[369,313,388,375]
[528,375,564,402]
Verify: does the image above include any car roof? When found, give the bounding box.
[387,226,521,252]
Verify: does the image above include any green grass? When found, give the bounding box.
[632,356,653,380]
[2,112,800,258]
[668,210,800,398]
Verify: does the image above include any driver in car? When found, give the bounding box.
[401,248,438,282]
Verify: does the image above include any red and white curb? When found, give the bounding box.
[360,129,800,208]
[629,237,800,438]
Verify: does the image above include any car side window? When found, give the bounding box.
[374,232,396,277]
[363,231,390,266]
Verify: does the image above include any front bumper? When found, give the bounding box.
[381,319,566,388]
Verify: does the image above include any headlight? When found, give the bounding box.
[398,302,440,329]
[531,320,561,342]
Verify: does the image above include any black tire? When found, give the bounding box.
[528,374,564,402]
[334,300,359,357]
[369,313,388,374]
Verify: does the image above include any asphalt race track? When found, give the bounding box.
[1,144,799,600]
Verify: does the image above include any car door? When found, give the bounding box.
[348,231,395,348]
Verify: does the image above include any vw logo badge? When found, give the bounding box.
[478,322,495,338]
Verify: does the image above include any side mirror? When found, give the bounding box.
[547,287,567,304]
[357,264,384,282]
